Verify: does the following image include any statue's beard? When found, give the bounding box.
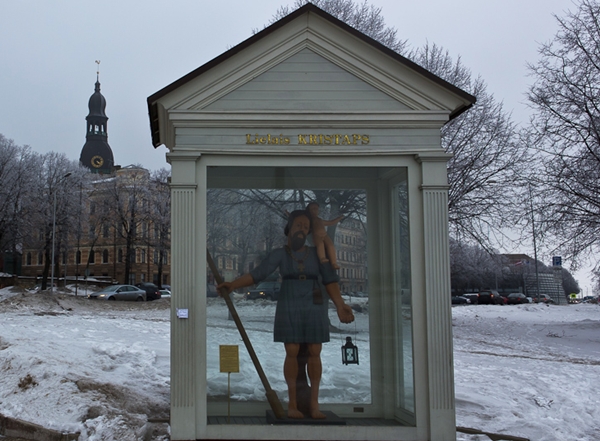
[290,232,307,251]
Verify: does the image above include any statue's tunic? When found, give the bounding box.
[249,246,339,343]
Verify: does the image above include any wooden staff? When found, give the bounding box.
[206,249,286,420]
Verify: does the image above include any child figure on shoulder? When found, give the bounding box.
[305,202,343,270]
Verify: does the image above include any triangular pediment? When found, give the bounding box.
[201,48,411,112]
[148,4,474,148]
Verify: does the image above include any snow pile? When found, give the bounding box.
[452,303,600,440]
[0,286,171,440]
[1,285,599,440]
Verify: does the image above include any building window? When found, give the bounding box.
[118,249,123,263]
[103,249,109,263]
[88,250,95,264]
[141,249,146,264]
[103,223,110,238]
[37,252,43,265]
[76,250,81,265]
[26,252,32,266]
[129,273,136,285]
[62,252,67,265]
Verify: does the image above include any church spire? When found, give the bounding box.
[79,62,115,173]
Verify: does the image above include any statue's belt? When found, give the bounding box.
[283,274,318,280]
[282,274,323,304]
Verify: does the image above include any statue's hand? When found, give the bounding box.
[337,304,355,323]
[216,282,232,296]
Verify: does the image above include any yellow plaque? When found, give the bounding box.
[219,345,239,373]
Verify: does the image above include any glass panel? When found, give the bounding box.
[205,166,415,422]
[206,179,371,413]
[392,176,415,416]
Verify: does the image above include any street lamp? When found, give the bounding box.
[528,182,541,298]
[50,172,72,293]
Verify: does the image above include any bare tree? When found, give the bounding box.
[207,189,287,277]
[23,152,86,289]
[267,0,407,53]
[268,2,524,250]
[101,165,152,284]
[224,188,364,247]
[148,168,171,287]
[0,136,38,272]
[409,44,527,249]
[450,240,502,293]
[527,0,600,272]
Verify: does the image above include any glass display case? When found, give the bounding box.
[203,166,415,424]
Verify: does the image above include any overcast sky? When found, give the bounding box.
[1,0,572,170]
[3,0,590,289]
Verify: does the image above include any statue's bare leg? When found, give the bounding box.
[315,239,329,263]
[284,343,304,418]
[324,237,340,269]
[307,343,326,419]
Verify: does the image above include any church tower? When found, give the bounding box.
[80,63,115,173]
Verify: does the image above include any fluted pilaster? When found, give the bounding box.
[171,184,197,407]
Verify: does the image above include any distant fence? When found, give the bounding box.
[7,276,116,290]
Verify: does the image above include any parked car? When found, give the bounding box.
[451,295,471,305]
[88,284,146,301]
[533,294,554,304]
[351,291,369,298]
[245,281,281,300]
[478,290,504,305]
[32,283,57,291]
[135,282,162,301]
[507,293,529,305]
[462,293,480,305]
[159,289,171,298]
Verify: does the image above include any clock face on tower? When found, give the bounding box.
[91,155,104,168]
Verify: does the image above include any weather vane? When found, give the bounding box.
[95,60,101,80]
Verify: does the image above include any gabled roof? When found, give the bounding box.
[147,3,476,148]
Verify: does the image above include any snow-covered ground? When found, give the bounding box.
[1,285,599,440]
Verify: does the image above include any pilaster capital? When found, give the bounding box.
[170,183,198,190]
[420,184,450,191]
[414,152,453,164]
[166,151,203,163]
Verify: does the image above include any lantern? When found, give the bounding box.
[341,336,359,365]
